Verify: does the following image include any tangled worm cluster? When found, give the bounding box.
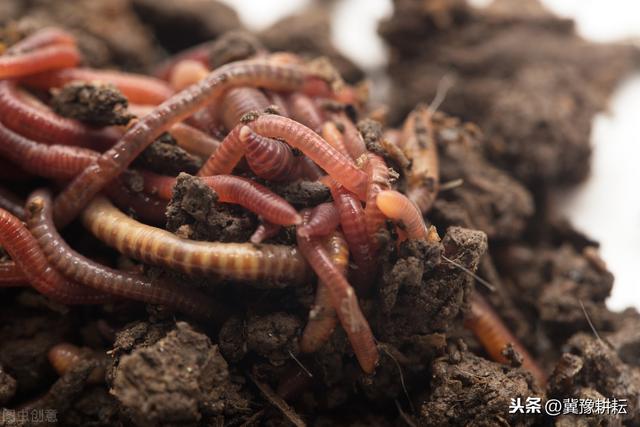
[0,28,545,381]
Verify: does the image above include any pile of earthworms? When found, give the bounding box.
[0,27,545,384]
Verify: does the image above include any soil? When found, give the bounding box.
[1,0,639,426]
[380,0,640,188]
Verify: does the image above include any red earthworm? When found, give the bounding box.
[241,126,298,181]
[244,116,366,194]
[0,186,26,220]
[250,221,282,244]
[0,261,27,287]
[364,153,391,247]
[197,125,245,176]
[297,202,340,238]
[0,118,98,180]
[321,121,351,159]
[6,28,76,55]
[288,93,324,133]
[22,68,173,105]
[204,115,367,198]
[300,231,347,353]
[169,60,209,91]
[81,196,309,282]
[127,104,221,158]
[296,210,378,373]
[169,122,220,158]
[0,207,111,304]
[401,106,439,213]
[48,343,105,384]
[0,44,80,79]
[465,292,547,385]
[26,190,219,320]
[336,114,367,162]
[53,60,321,226]
[327,180,375,288]
[142,172,301,226]
[219,87,271,130]
[0,81,119,149]
[376,190,428,240]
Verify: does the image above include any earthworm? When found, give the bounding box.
[0,81,118,149]
[26,190,219,320]
[0,186,26,220]
[22,68,173,105]
[0,44,80,79]
[0,261,27,287]
[239,115,367,198]
[142,172,302,226]
[0,207,110,304]
[219,87,270,130]
[300,231,348,353]
[0,118,97,180]
[197,125,245,176]
[321,121,351,159]
[297,156,325,181]
[336,114,367,161]
[297,210,378,373]
[465,292,547,385]
[48,343,105,384]
[297,202,340,238]
[364,153,391,247]
[241,126,298,181]
[128,104,220,157]
[169,60,209,91]
[376,190,428,240]
[288,93,324,133]
[327,179,375,287]
[250,221,282,244]
[53,60,318,226]
[401,106,439,213]
[81,196,309,283]
[169,122,221,158]
[6,28,76,55]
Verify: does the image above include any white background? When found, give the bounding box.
[218,0,640,311]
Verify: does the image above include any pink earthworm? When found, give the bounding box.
[250,221,282,244]
[364,153,391,247]
[201,115,367,197]
[0,43,80,79]
[288,93,324,133]
[297,202,340,238]
[0,261,27,287]
[327,179,376,288]
[297,210,378,373]
[219,87,271,130]
[0,207,111,304]
[300,231,348,353]
[376,190,428,240]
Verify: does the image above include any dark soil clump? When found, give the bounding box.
[51,81,133,127]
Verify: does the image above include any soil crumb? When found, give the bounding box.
[112,322,250,426]
[51,81,133,126]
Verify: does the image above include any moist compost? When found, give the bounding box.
[1,0,639,426]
